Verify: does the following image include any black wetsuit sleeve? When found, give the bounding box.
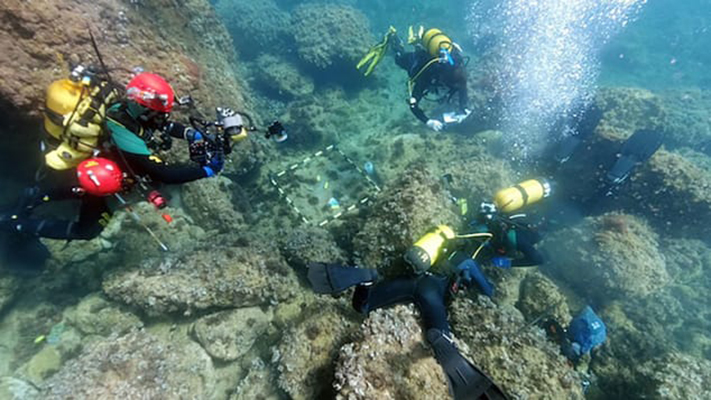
[512,228,545,267]
[395,50,432,124]
[163,121,192,140]
[457,80,469,113]
[122,151,207,184]
[410,100,430,123]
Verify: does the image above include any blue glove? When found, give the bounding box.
[491,256,512,269]
[203,166,216,177]
[456,259,494,297]
[207,153,224,172]
[186,129,204,143]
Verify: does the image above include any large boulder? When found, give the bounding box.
[41,330,215,399]
[353,166,459,275]
[620,149,711,238]
[192,306,273,362]
[276,301,358,400]
[450,296,585,399]
[251,54,315,99]
[516,271,571,325]
[334,305,449,400]
[279,226,347,270]
[291,4,373,73]
[637,352,711,400]
[215,0,292,59]
[542,212,669,302]
[0,0,248,117]
[181,176,246,233]
[63,293,143,337]
[103,243,300,316]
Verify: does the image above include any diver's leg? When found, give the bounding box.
[352,276,418,314]
[7,195,108,240]
[414,274,452,332]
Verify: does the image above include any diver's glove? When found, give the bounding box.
[426,119,444,132]
[490,256,512,269]
[203,154,224,177]
[185,128,203,143]
[456,259,494,297]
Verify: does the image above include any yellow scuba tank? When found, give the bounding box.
[422,28,453,58]
[44,78,84,140]
[404,225,456,274]
[493,178,552,213]
[43,71,118,170]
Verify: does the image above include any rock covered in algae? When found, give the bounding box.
[192,306,272,362]
[41,330,215,399]
[0,274,20,314]
[280,226,347,270]
[450,296,585,399]
[230,357,282,400]
[637,352,711,400]
[353,166,459,275]
[660,88,711,150]
[542,212,669,302]
[106,202,208,264]
[276,301,358,400]
[291,4,373,70]
[181,176,246,233]
[0,377,39,400]
[516,271,571,325]
[595,87,666,140]
[621,149,711,238]
[215,0,291,58]
[102,243,299,316]
[1,0,248,117]
[333,305,449,400]
[252,54,315,99]
[63,293,142,337]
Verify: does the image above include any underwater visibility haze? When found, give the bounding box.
[0,0,710,398]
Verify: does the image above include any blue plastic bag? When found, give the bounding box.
[568,306,607,356]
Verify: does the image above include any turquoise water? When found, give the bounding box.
[0,0,710,399]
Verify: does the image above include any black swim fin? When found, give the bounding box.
[606,129,663,185]
[427,329,507,400]
[307,263,378,295]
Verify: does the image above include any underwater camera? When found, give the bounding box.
[266,121,288,143]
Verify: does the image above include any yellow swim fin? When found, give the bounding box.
[356,26,397,76]
[408,25,424,45]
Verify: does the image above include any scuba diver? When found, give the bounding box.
[306,179,552,399]
[308,262,507,400]
[0,68,227,271]
[358,26,471,132]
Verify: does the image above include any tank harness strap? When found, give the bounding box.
[408,58,441,98]
[513,184,529,208]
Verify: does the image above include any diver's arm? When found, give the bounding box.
[457,82,470,114]
[409,99,430,124]
[511,229,545,267]
[122,151,208,184]
[163,121,193,140]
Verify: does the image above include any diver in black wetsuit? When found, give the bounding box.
[392,29,470,131]
[307,227,522,399]
[1,73,220,244]
[357,26,471,131]
[309,261,507,400]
